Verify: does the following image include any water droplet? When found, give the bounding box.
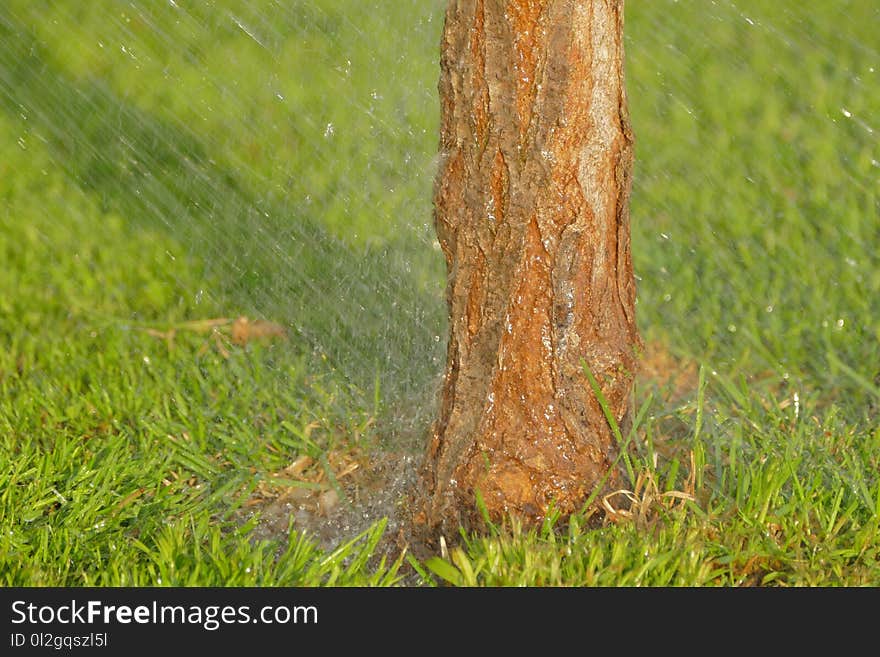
[324,123,335,138]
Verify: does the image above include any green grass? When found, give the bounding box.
[1,0,878,586]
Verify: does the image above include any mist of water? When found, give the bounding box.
[1,1,877,550]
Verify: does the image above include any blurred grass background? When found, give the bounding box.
[0,1,878,585]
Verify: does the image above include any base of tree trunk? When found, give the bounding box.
[416,0,641,542]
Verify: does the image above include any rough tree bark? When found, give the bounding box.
[416,0,641,538]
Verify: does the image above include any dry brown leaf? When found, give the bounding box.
[142,315,287,358]
[231,316,287,345]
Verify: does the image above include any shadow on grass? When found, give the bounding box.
[0,14,445,433]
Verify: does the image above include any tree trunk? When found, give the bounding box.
[417,0,641,537]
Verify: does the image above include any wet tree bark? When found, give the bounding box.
[417,0,641,538]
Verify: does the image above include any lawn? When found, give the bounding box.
[1,0,878,586]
